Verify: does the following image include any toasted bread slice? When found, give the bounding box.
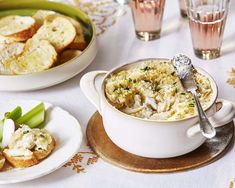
[10,39,57,75]
[0,16,37,42]
[66,18,86,50]
[67,34,86,50]
[3,149,38,168]
[33,10,56,26]
[3,137,56,168]
[46,14,86,50]
[33,137,56,160]
[0,152,5,170]
[0,42,24,74]
[59,49,82,64]
[33,15,76,52]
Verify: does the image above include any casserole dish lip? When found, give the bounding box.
[101,58,218,123]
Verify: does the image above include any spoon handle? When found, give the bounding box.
[191,90,216,139]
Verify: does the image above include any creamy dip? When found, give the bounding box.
[104,60,213,120]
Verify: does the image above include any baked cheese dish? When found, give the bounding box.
[104,60,213,120]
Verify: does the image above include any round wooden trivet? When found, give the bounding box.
[87,112,234,173]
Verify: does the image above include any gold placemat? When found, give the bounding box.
[87,112,234,173]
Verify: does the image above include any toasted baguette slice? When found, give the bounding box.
[3,136,56,168]
[0,152,5,170]
[59,49,82,64]
[46,14,86,50]
[33,10,56,26]
[33,15,76,52]
[66,18,86,50]
[33,137,56,160]
[0,16,37,42]
[0,42,24,74]
[68,34,86,50]
[10,39,57,75]
[3,149,38,168]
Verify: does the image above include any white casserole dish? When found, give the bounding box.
[81,58,235,158]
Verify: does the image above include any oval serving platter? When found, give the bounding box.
[0,0,97,91]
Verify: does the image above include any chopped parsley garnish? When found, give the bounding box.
[40,134,46,138]
[141,66,152,71]
[23,130,29,134]
[171,72,175,76]
[133,79,137,83]
[154,86,161,92]
[188,103,195,107]
[180,92,186,95]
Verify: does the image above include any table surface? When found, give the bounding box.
[1,0,235,187]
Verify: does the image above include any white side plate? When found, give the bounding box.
[0,99,83,184]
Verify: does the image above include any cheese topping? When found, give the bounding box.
[104,60,213,120]
[8,125,52,157]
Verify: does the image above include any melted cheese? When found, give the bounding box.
[105,60,213,120]
[7,125,52,157]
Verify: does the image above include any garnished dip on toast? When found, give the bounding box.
[0,103,56,171]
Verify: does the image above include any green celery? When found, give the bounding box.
[0,120,3,142]
[4,106,22,121]
[16,103,45,128]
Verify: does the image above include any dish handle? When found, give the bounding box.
[80,71,108,114]
[187,99,235,138]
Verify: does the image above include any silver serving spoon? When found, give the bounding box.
[172,54,216,139]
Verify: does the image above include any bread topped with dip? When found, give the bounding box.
[3,125,56,168]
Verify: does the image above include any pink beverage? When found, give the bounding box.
[130,0,165,41]
[188,5,227,60]
[179,0,187,18]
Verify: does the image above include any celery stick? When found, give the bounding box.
[16,103,45,128]
[0,120,3,142]
[4,106,22,121]
[0,106,22,142]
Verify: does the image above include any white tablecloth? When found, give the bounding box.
[1,0,235,187]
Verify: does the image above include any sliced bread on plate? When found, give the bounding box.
[0,42,25,74]
[10,39,57,75]
[0,16,37,42]
[33,10,56,26]
[45,14,86,50]
[59,49,82,64]
[33,15,76,52]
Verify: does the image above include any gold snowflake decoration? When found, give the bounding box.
[227,68,235,88]
[64,150,99,173]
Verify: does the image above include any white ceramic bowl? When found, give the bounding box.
[0,1,98,91]
[81,58,235,158]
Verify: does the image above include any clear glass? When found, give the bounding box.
[130,0,165,41]
[179,0,188,18]
[115,0,129,5]
[187,0,230,60]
